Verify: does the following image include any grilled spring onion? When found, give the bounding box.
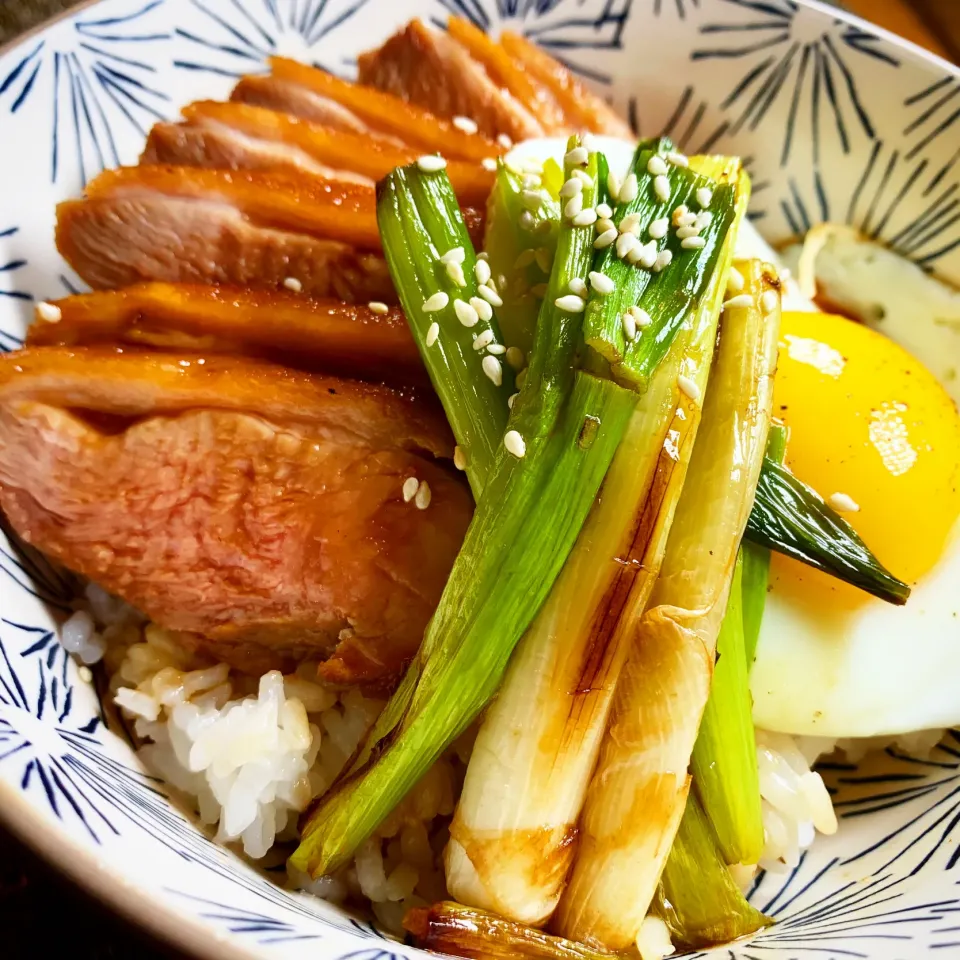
[483,159,561,356]
[377,164,513,497]
[446,159,750,926]
[746,456,911,605]
[291,140,637,880]
[554,263,781,951]
[405,902,625,960]
[582,137,738,387]
[742,424,787,663]
[653,792,771,950]
[688,262,775,870]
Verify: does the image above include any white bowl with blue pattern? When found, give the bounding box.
[0,1,958,958]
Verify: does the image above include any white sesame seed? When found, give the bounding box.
[560,177,583,198]
[478,284,504,307]
[440,246,466,265]
[415,480,432,510]
[565,146,589,166]
[508,392,519,409]
[672,205,689,227]
[504,429,526,458]
[607,171,621,201]
[621,311,637,342]
[647,155,668,177]
[446,261,467,287]
[534,247,553,273]
[760,289,780,315]
[695,210,713,230]
[596,217,617,235]
[676,225,701,240]
[678,374,701,402]
[402,477,420,502]
[677,211,697,227]
[475,259,492,286]
[487,343,507,355]
[594,228,618,249]
[505,346,525,369]
[649,217,669,240]
[482,354,503,386]
[520,210,536,231]
[616,232,639,259]
[555,294,586,313]
[596,202,613,219]
[573,169,594,187]
[522,177,542,192]
[666,151,689,167]
[727,266,745,294]
[696,187,713,208]
[653,250,673,272]
[681,236,707,249]
[425,321,440,346]
[573,208,598,226]
[422,291,449,312]
[454,299,480,327]
[473,328,495,350]
[482,157,498,171]
[619,213,642,236]
[489,276,501,293]
[630,306,653,328]
[454,446,467,471]
[497,133,513,149]
[515,368,528,389]
[569,277,588,298]
[619,172,639,203]
[78,665,93,683]
[723,293,755,310]
[367,300,389,315]
[564,194,584,219]
[470,296,493,322]
[417,154,447,172]
[453,115,478,134]
[36,301,62,323]
[637,241,659,269]
[653,175,671,202]
[282,276,303,293]
[531,283,548,298]
[522,189,544,211]
[589,271,615,295]
[827,492,860,513]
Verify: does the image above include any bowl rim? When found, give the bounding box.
[0,1,956,959]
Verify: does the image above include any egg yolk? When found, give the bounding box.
[770,311,960,608]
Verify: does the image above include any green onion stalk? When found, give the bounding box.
[483,160,562,357]
[554,260,782,951]
[290,139,637,880]
[653,792,772,950]
[446,157,750,926]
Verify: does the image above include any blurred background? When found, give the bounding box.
[0,0,956,957]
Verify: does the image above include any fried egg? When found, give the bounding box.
[751,311,960,737]
[508,137,960,737]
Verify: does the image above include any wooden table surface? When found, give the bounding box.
[0,1,955,959]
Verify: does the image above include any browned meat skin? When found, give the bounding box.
[357,20,545,142]
[56,167,394,303]
[0,349,471,685]
[27,284,425,387]
[0,347,449,455]
[231,74,409,146]
[499,31,634,138]
[142,121,373,185]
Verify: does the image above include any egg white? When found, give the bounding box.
[508,138,960,738]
